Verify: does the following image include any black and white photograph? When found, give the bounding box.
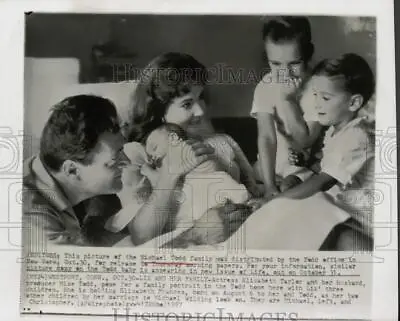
[22,13,377,251]
[1,1,394,319]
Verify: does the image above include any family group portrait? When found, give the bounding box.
[22,13,376,252]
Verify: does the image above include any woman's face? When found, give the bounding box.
[164,85,205,130]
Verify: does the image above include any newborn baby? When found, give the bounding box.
[144,123,262,230]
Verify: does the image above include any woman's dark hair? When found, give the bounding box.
[40,95,120,172]
[262,16,314,63]
[312,53,375,106]
[126,52,207,143]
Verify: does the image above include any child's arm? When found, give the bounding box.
[256,112,280,196]
[222,134,262,197]
[279,99,322,149]
[277,172,337,200]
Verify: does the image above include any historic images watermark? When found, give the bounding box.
[112,307,298,321]
[109,62,296,85]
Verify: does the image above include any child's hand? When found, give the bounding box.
[279,76,303,99]
[279,175,302,192]
[288,148,306,166]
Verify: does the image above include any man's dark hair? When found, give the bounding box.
[312,53,375,106]
[40,95,121,171]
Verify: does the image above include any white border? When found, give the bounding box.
[0,0,397,320]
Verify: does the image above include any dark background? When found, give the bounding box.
[25,14,376,118]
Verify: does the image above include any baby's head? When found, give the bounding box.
[306,53,375,128]
[262,16,314,80]
[145,123,187,167]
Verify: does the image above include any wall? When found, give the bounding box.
[25,14,376,118]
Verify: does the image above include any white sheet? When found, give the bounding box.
[114,192,351,250]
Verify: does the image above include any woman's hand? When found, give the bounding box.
[247,182,264,199]
[263,186,280,203]
[160,138,215,179]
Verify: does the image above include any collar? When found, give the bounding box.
[26,156,75,215]
[325,116,369,139]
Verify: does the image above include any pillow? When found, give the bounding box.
[24,80,137,158]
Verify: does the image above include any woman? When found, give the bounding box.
[108,52,262,247]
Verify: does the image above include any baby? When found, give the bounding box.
[143,123,263,230]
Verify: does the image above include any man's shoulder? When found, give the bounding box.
[85,194,122,220]
[22,156,63,221]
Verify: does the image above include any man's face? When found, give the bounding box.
[77,131,129,195]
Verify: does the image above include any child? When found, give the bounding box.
[143,123,262,229]
[251,16,323,198]
[276,53,376,250]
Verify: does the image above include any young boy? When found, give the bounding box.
[276,53,376,250]
[251,16,322,199]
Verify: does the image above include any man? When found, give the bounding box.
[23,95,213,249]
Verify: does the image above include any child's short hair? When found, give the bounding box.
[312,53,375,106]
[262,16,314,62]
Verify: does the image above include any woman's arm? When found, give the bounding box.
[257,112,279,196]
[222,134,261,196]
[276,172,337,200]
[127,169,182,245]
